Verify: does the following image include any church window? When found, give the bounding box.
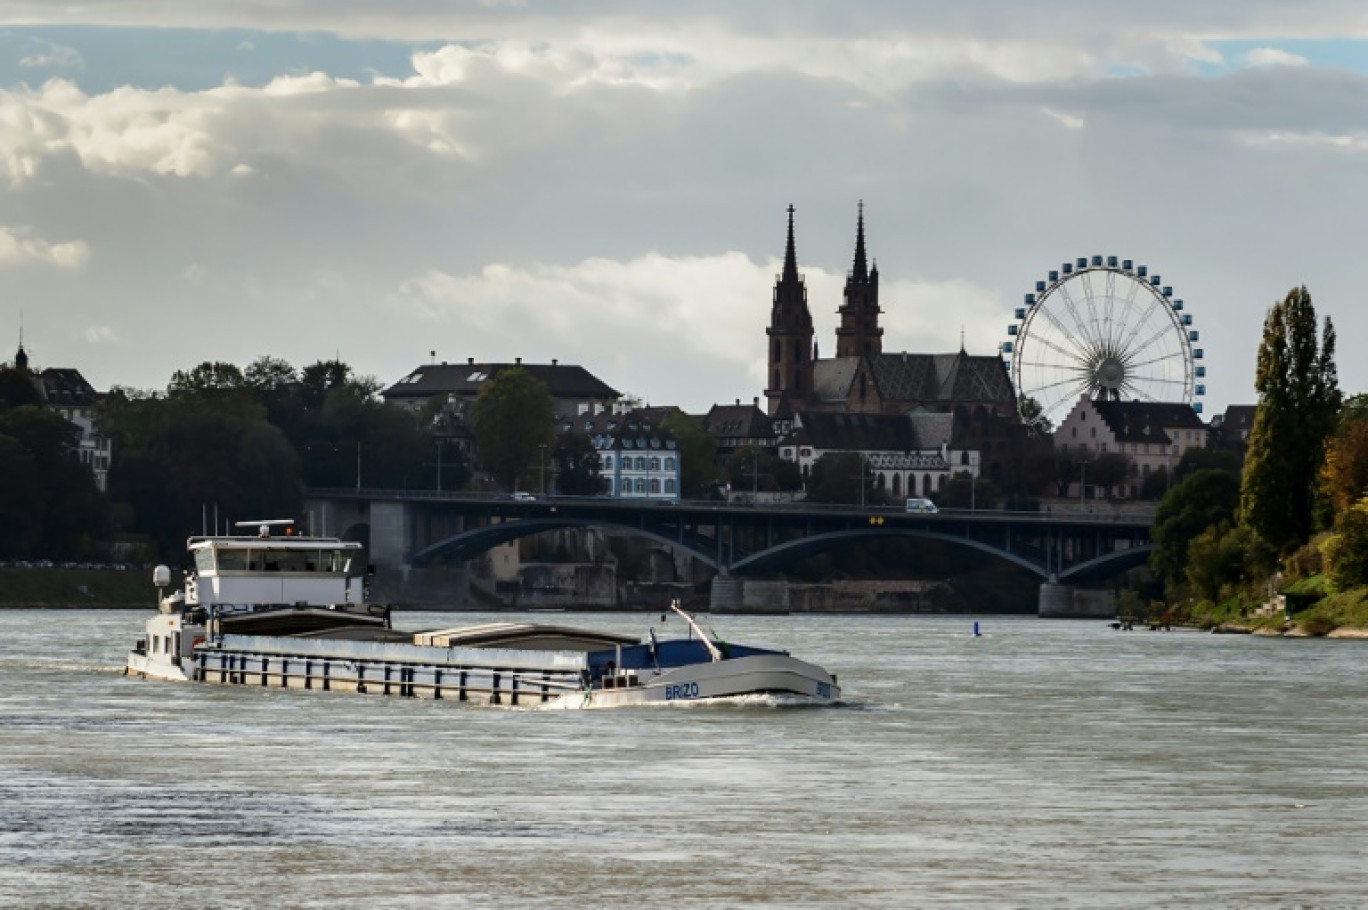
[773,340,781,361]
[961,452,969,465]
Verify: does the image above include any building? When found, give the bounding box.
[383,357,619,420]
[9,345,112,491]
[777,410,956,500]
[1209,404,1256,455]
[762,203,1026,489]
[568,408,681,500]
[703,399,776,463]
[1053,397,1208,498]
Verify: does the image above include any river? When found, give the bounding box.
[2,609,1365,909]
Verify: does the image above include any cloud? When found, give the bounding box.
[17,39,83,70]
[1243,47,1311,68]
[0,225,89,267]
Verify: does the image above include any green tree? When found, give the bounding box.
[661,410,720,499]
[1151,468,1242,590]
[1321,497,1368,592]
[0,366,41,407]
[1240,286,1341,553]
[725,445,800,495]
[805,452,879,505]
[168,361,248,395]
[0,406,108,558]
[936,471,1003,509]
[1185,523,1263,603]
[472,367,554,491]
[553,431,603,495]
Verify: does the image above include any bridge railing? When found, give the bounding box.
[304,488,1155,526]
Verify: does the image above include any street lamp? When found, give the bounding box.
[539,444,547,495]
[355,441,362,493]
[435,439,444,492]
[1074,459,1087,506]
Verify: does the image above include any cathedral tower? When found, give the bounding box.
[765,205,815,416]
[835,201,883,358]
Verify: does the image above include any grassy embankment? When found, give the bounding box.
[0,568,155,608]
[1184,575,1368,636]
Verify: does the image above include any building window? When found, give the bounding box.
[650,457,660,471]
[665,479,676,494]
[664,457,675,470]
[602,455,612,470]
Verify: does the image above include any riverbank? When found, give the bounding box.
[1184,580,1368,637]
[0,568,153,608]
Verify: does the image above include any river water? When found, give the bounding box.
[2,609,1366,909]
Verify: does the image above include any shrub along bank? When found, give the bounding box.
[0,568,155,608]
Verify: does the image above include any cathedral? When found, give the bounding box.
[764,204,1027,496]
[765,203,1017,421]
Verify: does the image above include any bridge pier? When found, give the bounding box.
[709,573,742,612]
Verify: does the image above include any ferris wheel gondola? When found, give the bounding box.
[1001,255,1205,429]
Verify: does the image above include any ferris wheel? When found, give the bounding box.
[1001,255,1206,429]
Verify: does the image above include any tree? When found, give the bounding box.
[554,431,603,495]
[1240,286,1340,553]
[1151,468,1242,590]
[472,367,554,491]
[1088,452,1132,497]
[1185,523,1263,603]
[725,445,800,495]
[1019,396,1053,434]
[168,361,248,396]
[0,366,41,408]
[661,410,720,499]
[936,471,1002,509]
[0,405,109,558]
[1321,497,1368,592]
[1320,405,1368,515]
[805,452,879,505]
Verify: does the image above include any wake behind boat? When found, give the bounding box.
[125,520,841,709]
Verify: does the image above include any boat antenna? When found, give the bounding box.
[670,600,721,662]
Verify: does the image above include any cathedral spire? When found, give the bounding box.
[766,203,814,416]
[782,203,798,283]
[852,200,868,281]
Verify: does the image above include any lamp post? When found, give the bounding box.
[1075,459,1087,506]
[539,444,547,495]
[435,439,444,492]
[355,441,362,493]
[859,454,867,509]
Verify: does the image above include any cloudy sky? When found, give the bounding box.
[2,2,1367,420]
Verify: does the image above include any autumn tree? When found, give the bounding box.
[472,366,554,491]
[1240,286,1340,553]
[1320,397,1368,515]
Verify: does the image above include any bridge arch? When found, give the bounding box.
[730,528,1049,579]
[1057,544,1154,584]
[410,517,720,570]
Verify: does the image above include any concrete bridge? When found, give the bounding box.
[302,488,1155,616]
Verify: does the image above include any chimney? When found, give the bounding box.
[467,357,474,365]
[552,358,558,366]
[753,397,759,407]
[735,399,740,406]
[515,357,522,365]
